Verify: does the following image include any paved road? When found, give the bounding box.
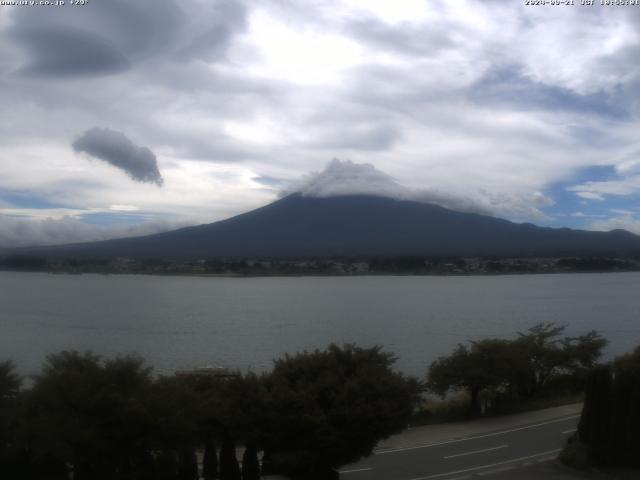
[339,413,579,480]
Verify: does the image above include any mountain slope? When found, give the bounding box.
[18,194,640,259]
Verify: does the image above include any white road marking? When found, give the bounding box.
[562,429,577,435]
[444,445,508,459]
[408,448,562,480]
[477,465,514,476]
[535,456,557,463]
[376,415,579,455]
[339,467,373,474]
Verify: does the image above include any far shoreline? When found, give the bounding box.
[2,267,640,279]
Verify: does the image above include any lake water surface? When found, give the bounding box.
[1,271,639,377]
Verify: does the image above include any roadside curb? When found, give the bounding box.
[374,403,583,453]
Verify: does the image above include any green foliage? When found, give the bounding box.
[577,346,640,468]
[515,323,607,398]
[262,344,420,477]
[216,373,268,443]
[428,339,523,413]
[26,351,156,479]
[427,323,607,414]
[514,322,568,397]
[148,376,199,451]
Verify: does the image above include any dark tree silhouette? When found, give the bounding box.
[261,344,419,479]
[202,435,218,480]
[427,323,608,413]
[576,346,640,467]
[428,339,518,413]
[241,442,260,480]
[0,361,22,476]
[147,375,200,480]
[177,448,198,480]
[219,432,241,480]
[26,351,156,480]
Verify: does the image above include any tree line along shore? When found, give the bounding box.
[3,254,640,276]
[0,323,638,479]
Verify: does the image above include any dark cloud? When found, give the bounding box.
[469,68,628,120]
[172,0,248,62]
[72,128,163,186]
[13,27,130,77]
[4,0,246,79]
[6,0,183,77]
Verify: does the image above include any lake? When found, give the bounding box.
[1,271,639,377]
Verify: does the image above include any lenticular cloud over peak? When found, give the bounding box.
[285,159,410,199]
[282,159,554,222]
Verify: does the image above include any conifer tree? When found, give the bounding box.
[219,433,241,480]
[241,442,260,480]
[202,435,218,480]
[177,447,199,480]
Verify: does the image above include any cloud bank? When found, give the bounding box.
[589,214,640,235]
[0,214,187,248]
[285,160,554,221]
[7,0,186,77]
[72,128,164,186]
[284,159,408,199]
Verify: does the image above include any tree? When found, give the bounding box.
[147,375,201,480]
[427,324,608,413]
[202,434,218,480]
[577,364,612,465]
[213,373,268,449]
[575,346,640,468]
[177,448,198,480]
[563,331,608,371]
[241,442,260,480]
[184,369,267,480]
[219,432,241,480]
[515,323,568,396]
[0,361,22,474]
[26,351,156,480]
[516,323,607,397]
[428,339,522,413]
[0,360,20,401]
[261,344,420,479]
[214,374,266,480]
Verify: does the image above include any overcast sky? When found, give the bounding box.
[2,0,640,247]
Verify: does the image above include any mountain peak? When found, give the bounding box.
[279,159,554,222]
[19,193,640,260]
[283,159,409,200]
